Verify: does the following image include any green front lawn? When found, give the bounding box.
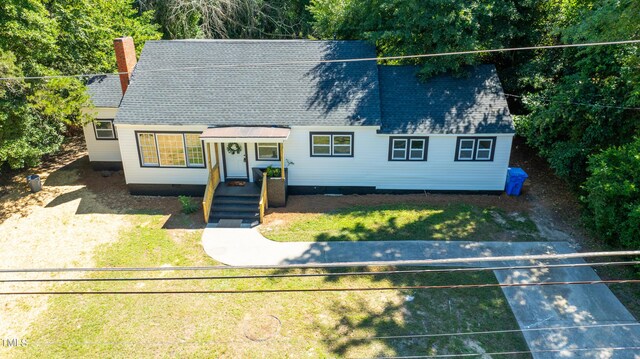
[15,214,530,358]
[262,203,539,242]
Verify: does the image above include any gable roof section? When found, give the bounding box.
[115,40,382,127]
[86,75,122,108]
[378,65,515,134]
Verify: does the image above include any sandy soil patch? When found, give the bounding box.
[0,138,201,353]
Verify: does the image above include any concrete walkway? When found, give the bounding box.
[202,226,640,358]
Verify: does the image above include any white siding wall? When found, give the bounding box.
[277,126,512,191]
[115,124,513,191]
[116,124,209,185]
[82,107,122,162]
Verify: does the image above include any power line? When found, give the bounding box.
[1,260,637,284]
[1,278,638,295]
[1,39,638,81]
[347,322,640,342]
[2,250,639,273]
[369,346,640,359]
[504,93,640,111]
[25,323,640,346]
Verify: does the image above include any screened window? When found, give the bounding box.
[94,120,116,140]
[137,132,205,168]
[256,143,280,161]
[455,137,496,161]
[310,133,353,157]
[388,137,428,161]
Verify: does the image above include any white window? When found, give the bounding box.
[456,137,495,161]
[457,139,475,160]
[94,120,116,139]
[256,143,280,160]
[475,139,493,160]
[311,133,353,157]
[312,135,331,155]
[389,137,428,161]
[333,135,352,156]
[392,139,408,160]
[409,139,426,160]
[137,132,205,168]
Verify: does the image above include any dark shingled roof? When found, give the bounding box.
[377,65,514,134]
[86,75,123,108]
[115,40,382,127]
[113,40,514,134]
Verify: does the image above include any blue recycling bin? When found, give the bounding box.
[505,167,528,196]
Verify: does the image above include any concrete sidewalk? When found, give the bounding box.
[202,226,640,358]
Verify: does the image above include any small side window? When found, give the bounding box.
[310,133,354,157]
[94,120,116,140]
[256,143,280,161]
[388,137,428,161]
[455,137,496,161]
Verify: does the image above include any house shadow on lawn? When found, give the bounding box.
[262,205,541,356]
[270,237,531,357]
[264,203,538,244]
[305,268,530,358]
[42,156,202,230]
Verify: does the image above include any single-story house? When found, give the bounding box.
[83,37,515,224]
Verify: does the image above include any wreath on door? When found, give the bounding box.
[226,143,242,155]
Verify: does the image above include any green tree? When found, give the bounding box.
[139,0,312,39]
[309,0,542,77]
[514,0,640,184]
[0,0,161,170]
[0,51,87,169]
[583,137,640,248]
[49,0,160,74]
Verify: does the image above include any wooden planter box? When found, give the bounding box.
[252,168,288,207]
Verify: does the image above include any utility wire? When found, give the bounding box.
[2,250,639,273]
[1,39,638,81]
[345,322,640,342]
[504,93,640,111]
[369,346,640,359]
[1,260,637,284]
[1,278,638,295]
[26,323,640,346]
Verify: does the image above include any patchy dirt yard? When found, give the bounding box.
[0,137,201,351]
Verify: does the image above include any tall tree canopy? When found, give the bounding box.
[0,0,160,169]
[308,0,543,77]
[138,0,312,39]
[515,0,640,184]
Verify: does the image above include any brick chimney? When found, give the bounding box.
[113,37,137,95]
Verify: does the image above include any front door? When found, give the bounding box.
[224,143,248,179]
